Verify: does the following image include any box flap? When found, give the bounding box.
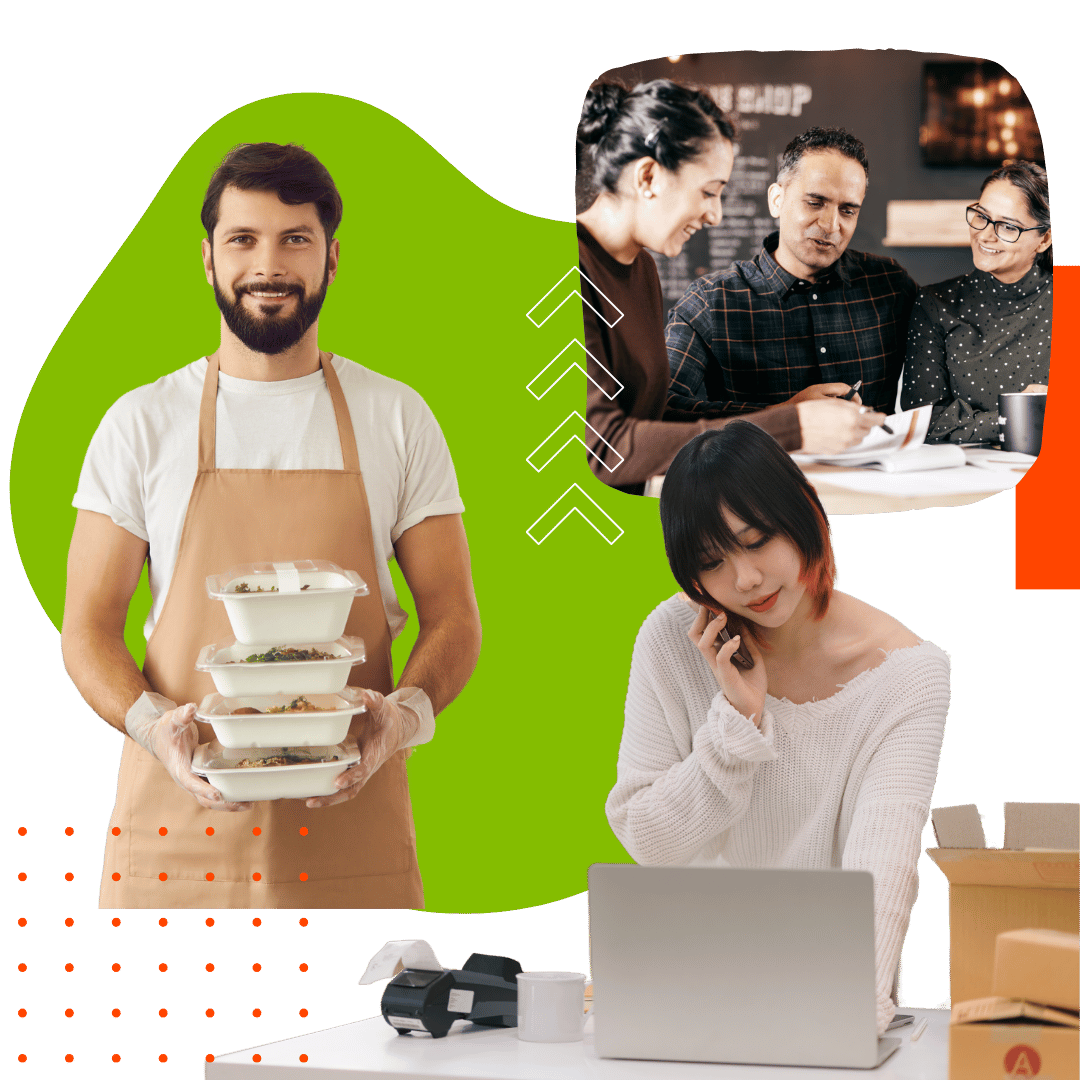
[926,848,1079,887]
[952,997,1080,1028]
[933,804,986,848]
[1004,803,1080,850]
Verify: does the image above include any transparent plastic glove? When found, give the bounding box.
[124,692,252,812]
[305,687,434,809]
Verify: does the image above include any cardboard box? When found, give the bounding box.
[993,929,1080,1012]
[928,803,1079,1004]
[949,998,1078,1080]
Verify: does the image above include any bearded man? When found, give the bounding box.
[62,143,481,908]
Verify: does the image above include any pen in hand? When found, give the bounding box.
[846,382,895,435]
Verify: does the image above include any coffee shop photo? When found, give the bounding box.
[576,52,1053,512]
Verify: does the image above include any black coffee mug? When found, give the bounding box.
[998,392,1046,456]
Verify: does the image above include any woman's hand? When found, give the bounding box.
[683,598,768,727]
[1022,384,1048,394]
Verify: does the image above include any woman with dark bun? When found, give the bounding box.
[901,161,1052,444]
[577,81,872,495]
[606,422,948,1032]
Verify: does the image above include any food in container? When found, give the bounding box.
[193,738,360,801]
[195,636,366,697]
[195,688,368,749]
[205,561,369,645]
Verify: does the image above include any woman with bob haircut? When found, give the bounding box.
[576,80,878,495]
[902,160,1051,444]
[606,422,949,1033]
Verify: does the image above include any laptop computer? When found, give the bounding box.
[588,864,901,1069]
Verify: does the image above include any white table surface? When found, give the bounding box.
[206,1008,949,1079]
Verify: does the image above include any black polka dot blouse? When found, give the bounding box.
[900,264,1052,444]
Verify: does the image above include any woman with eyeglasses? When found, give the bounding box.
[901,161,1051,444]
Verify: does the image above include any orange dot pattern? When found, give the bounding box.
[65,918,74,927]
[205,918,215,926]
[299,1054,309,1063]
[18,827,27,835]
[112,1054,120,1062]
[111,918,121,926]
[65,873,74,881]
[112,1009,121,1017]
[65,1009,73,1018]
[158,918,167,927]
[65,827,74,836]
[252,963,261,972]
[18,918,26,927]
[18,873,27,881]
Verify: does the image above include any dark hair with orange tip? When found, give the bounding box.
[660,423,835,640]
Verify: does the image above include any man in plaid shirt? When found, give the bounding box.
[666,128,917,430]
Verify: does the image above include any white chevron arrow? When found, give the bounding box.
[526,411,624,473]
[525,267,624,329]
[526,339,624,401]
[527,484,624,545]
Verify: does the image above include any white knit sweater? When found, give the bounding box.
[606,595,949,1034]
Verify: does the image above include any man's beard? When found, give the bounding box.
[212,261,330,356]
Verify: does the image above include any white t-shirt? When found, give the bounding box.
[73,355,465,640]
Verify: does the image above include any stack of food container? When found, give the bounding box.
[190,560,369,801]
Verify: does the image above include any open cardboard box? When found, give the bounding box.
[927,803,1079,1004]
[949,997,1078,1080]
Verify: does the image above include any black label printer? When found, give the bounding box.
[381,953,522,1038]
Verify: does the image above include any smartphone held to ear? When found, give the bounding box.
[709,610,755,670]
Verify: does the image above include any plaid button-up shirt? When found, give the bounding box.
[666,233,917,415]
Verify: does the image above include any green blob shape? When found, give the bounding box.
[12,93,677,912]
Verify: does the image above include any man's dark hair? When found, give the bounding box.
[201,142,343,243]
[776,127,870,186]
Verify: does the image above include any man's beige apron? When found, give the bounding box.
[99,356,424,908]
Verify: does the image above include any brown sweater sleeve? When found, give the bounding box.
[578,225,801,488]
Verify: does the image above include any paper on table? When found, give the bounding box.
[792,405,929,465]
[359,939,443,984]
[809,466,1022,497]
[964,448,1037,472]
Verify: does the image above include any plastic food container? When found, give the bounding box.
[195,688,367,749]
[195,637,366,696]
[192,738,360,802]
[205,561,369,645]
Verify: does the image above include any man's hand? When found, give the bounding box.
[788,382,862,406]
[127,699,252,812]
[305,689,426,809]
[796,398,884,454]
